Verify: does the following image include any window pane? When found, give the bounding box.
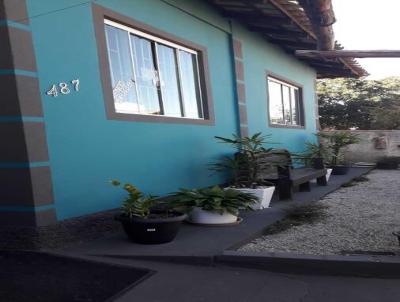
[282,85,291,125]
[105,25,139,114]
[268,81,284,124]
[156,44,182,117]
[290,88,300,125]
[131,35,161,115]
[179,50,202,118]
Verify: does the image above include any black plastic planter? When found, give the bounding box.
[331,165,350,175]
[116,212,186,244]
[376,161,399,170]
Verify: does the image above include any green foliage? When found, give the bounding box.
[170,186,257,216]
[264,203,328,235]
[370,105,400,130]
[295,138,331,167]
[317,77,400,130]
[318,131,360,166]
[212,133,279,188]
[353,176,369,182]
[111,180,157,219]
[209,155,242,185]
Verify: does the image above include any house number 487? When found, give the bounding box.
[46,79,80,97]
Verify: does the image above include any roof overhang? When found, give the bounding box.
[207,0,368,78]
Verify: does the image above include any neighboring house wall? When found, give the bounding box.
[324,130,400,163]
[1,0,318,224]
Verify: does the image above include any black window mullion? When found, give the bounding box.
[298,89,303,126]
[152,42,165,115]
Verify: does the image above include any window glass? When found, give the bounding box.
[268,77,304,126]
[291,88,300,125]
[105,25,139,114]
[282,85,291,125]
[156,44,182,117]
[131,35,161,115]
[268,80,284,124]
[179,50,202,118]
[104,20,206,120]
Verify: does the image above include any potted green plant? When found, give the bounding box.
[318,131,360,175]
[300,141,330,169]
[112,180,186,244]
[170,186,257,225]
[211,133,278,209]
[296,140,333,182]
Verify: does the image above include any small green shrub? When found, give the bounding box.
[111,180,157,219]
[341,182,356,188]
[353,176,369,182]
[341,175,369,187]
[170,186,257,216]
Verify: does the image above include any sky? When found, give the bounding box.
[332,0,400,79]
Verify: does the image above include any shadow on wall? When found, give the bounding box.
[321,130,400,163]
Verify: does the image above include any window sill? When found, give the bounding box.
[107,111,215,125]
[269,123,305,130]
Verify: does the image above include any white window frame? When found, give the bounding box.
[267,76,304,127]
[104,19,205,120]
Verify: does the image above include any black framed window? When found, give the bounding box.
[104,19,204,119]
[268,76,304,126]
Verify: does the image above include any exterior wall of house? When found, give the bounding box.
[1,0,318,225]
[231,23,318,152]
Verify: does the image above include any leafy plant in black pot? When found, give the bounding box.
[170,186,257,225]
[112,180,186,244]
[318,131,360,175]
[297,140,330,169]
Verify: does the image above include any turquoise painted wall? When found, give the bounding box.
[26,0,317,220]
[233,24,317,152]
[232,23,318,152]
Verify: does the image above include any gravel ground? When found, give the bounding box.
[239,169,400,255]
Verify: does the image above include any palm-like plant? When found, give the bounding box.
[296,140,331,167]
[213,133,280,188]
[317,132,360,166]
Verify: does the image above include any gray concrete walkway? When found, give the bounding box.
[64,255,400,302]
[50,167,400,302]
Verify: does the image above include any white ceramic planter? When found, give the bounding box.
[234,186,275,210]
[189,207,237,224]
[311,168,333,183]
[326,168,333,182]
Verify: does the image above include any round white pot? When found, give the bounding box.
[189,207,237,224]
[234,186,275,210]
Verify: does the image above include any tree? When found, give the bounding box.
[317,77,400,130]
